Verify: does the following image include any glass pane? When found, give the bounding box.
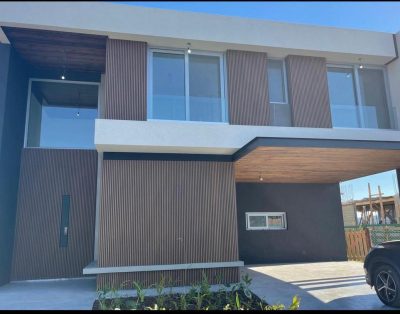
[268,215,285,229]
[27,81,98,148]
[268,60,286,103]
[189,54,222,122]
[358,68,391,129]
[269,103,292,126]
[152,52,186,120]
[40,106,97,148]
[249,215,266,228]
[327,68,360,128]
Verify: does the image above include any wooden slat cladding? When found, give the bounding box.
[104,39,147,120]
[2,26,107,73]
[235,146,400,183]
[97,268,240,289]
[11,149,97,280]
[285,55,332,128]
[98,160,239,285]
[226,50,269,125]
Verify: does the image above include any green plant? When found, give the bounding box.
[264,303,286,310]
[260,294,301,311]
[178,293,188,310]
[154,276,166,308]
[132,281,146,304]
[96,286,111,310]
[94,274,300,311]
[235,292,242,310]
[288,295,301,310]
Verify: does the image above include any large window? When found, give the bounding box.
[25,80,99,148]
[148,49,226,122]
[327,65,394,129]
[267,59,291,126]
[245,212,287,230]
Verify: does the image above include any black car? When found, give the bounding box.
[364,240,400,307]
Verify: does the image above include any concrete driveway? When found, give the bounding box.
[0,261,397,310]
[0,277,97,310]
[242,261,396,310]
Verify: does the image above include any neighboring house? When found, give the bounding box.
[342,202,358,226]
[343,196,400,225]
[2,2,400,289]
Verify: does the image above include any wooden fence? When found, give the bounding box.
[345,228,372,261]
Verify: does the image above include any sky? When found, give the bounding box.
[122,1,400,201]
[124,1,400,33]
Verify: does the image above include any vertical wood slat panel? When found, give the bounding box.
[285,55,332,128]
[104,39,147,120]
[226,50,269,125]
[11,148,98,280]
[98,160,239,287]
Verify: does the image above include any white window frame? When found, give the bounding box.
[23,78,100,149]
[267,58,289,106]
[326,63,394,130]
[245,212,287,231]
[147,47,228,123]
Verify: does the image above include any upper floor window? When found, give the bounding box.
[267,59,291,126]
[148,49,226,122]
[327,65,395,129]
[25,79,99,149]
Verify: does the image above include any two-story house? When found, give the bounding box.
[1,2,400,289]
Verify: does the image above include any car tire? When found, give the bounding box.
[373,264,400,308]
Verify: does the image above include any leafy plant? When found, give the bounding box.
[288,295,301,310]
[94,273,300,311]
[132,281,146,304]
[235,292,241,310]
[154,276,166,308]
[178,293,188,310]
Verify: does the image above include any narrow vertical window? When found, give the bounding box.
[59,195,70,248]
[267,60,291,126]
[358,68,391,129]
[189,54,222,122]
[152,52,186,120]
[327,67,359,128]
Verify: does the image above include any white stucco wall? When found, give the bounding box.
[387,32,400,129]
[0,2,395,64]
[95,119,400,154]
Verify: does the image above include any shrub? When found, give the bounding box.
[94,273,300,310]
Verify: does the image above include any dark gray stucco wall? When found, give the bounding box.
[236,183,347,264]
[0,43,29,285]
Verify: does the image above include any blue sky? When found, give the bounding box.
[124,1,400,33]
[122,1,400,200]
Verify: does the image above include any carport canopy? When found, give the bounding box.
[234,137,400,183]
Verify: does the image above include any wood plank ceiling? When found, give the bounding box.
[2,26,107,73]
[234,146,400,183]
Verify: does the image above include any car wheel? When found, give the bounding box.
[373,264,400,308]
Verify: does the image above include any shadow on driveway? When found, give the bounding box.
[242,262,395,310]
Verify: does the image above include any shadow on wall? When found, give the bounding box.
[242,268,393,310]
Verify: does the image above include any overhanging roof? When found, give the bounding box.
[0,2,395,65]
[234,137,400,183]
[2,26,107,73]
